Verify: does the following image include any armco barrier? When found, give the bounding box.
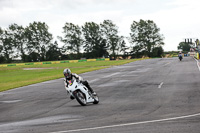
[16,64,24,66]
[69,60,78,63]
[43,62,51,64]
[96,58,105,61]
[60,61,69,63]
[78,59,87,62]
[7,64,16,66]
[51,61,60,64]
[0,58,110,67]
[25,63,34,65]
[87,59,96,62]
[34,62,43,65]
[0,65,7,67]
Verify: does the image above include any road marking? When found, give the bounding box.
[103,72,120,78]
[49,112,200,133]
[89,72,120,83]
[163,62,171,66]
[0,100,22,103]
[194,58,200,72]
[89,79,100,83]
[158,82,164,88]
[122,75,138,77]
[130,68,151,73]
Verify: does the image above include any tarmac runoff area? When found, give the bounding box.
[1,57,200,133]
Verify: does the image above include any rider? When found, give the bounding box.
[63,68,96,99]
[178,52,182,57]
[178,52,183,61]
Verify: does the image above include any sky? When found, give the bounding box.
[0,0,200,51]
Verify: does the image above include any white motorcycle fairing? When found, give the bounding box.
[64,79,99,106]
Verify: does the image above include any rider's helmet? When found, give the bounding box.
[63,68,72,80]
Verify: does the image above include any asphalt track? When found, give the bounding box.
[1,57,200,133]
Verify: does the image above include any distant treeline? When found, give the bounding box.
[0,19,164,63]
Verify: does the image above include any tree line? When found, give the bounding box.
[0,19,165,63]
[177,42,191,52]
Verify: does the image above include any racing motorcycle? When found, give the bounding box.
[64,79,99,106]
[179,55,183,61]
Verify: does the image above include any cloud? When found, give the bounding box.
[0,0,200,51]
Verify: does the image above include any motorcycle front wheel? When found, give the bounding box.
[74,91,87,106]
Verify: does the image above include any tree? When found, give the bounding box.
[58,22,83,59]
[0,28,5,63]
[177,42,191,52]
[0,27,14,62]
[0,27,3,55]
[131,45,143,58]
[82,22,107,58]
[119,38,129,59]
[46,41,62,61]
[25,21,53,61]
[26,52,40,62]
[100,20,122,59]
[130,19,164,57]
[8,24,27,61]
[152,46,164,57]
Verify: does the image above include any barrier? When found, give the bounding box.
[51,61,60,64]
[7,64,16,66]
[60,60,69,63]
[0,58,110,67]
[196,53,199,60]
[96,58,105,61]
[87,59,96,62]
[78,59,87,62]
[69,60,78,63]
[43,62,51,64]
[25,63,34,65]
[0,65,7,67]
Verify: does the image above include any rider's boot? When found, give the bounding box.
[92,92,97,96]
[82,81,97,96]
[86,84,97,96]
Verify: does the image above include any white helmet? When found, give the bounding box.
[63,68,71,79]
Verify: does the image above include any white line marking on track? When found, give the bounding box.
[194,58,200,72]
[103,72,120,78]
[158,82,164,88]
[49,112,200,133]
[89,72,120,83]
[0,100,22,103]
[163,62,171,66]
[89,79,100,83]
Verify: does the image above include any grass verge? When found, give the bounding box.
[0,59,145,92]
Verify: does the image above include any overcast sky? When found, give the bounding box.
[0,0,200,51]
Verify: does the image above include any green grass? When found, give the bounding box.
[0,59,145,92]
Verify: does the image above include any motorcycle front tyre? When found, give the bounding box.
[73,91,87,106]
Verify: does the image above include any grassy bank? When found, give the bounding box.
[0,59,145,92]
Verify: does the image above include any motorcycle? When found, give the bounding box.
[179,55,182,61]
[64,79,99,106]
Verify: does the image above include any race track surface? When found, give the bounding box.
[1,57,200,133]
